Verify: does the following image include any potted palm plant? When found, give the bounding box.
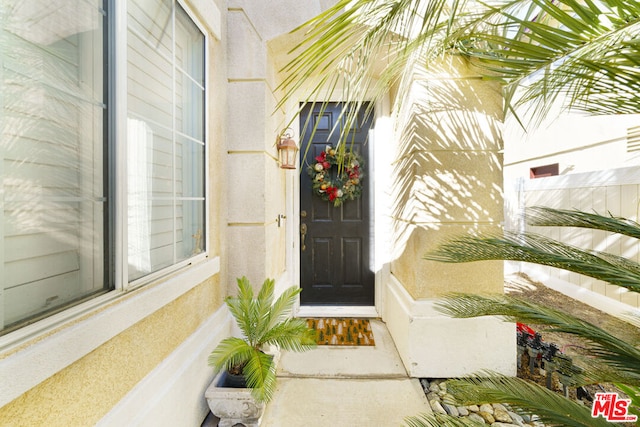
[205,276,316,426]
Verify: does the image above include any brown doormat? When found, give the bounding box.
[306,318,375,346]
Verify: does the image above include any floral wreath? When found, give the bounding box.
[307,145,363,207]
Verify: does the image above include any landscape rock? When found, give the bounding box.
[443,403,459,417]
[480,403,494,414]
[429,399,447,415]
[418,379,545,426]
[494,408,513,423]
[468,413,487,424]
[508,411,526,426]
[479,411,496,424]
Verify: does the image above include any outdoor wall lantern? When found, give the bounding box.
[277,129,298,170]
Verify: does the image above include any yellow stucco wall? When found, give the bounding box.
[0,276,224,426]
[391,56,505,299]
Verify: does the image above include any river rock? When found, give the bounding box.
[494,408,513,423]
[480,403,494,414]
[429,399,447,415]
[443,403,459,417]
[479,411,496,424]
[468,413,487,424]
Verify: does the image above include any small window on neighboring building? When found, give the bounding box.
[530,163,559,179]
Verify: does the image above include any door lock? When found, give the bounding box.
[300,223,307,251]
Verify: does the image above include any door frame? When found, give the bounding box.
[291,97,390,318]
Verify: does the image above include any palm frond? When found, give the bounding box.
[260,318,317,352]
[210,277,316,403]
[436,294,640,383]
[455,0,640,121]
[226,277,256,342]
[443,375,615,427]
[278,0,640,141]
[207,337,254,373]
[425,231,640,293]
[615,384,640,419]
[527,206,640,239]
[267,285,302,329]
[242,347,277,402]
[405,412,483,427]
[252,278,276,347]
[278,0,460,144]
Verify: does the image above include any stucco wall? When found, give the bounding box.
[0,277,224,426]
[226,5,291,292]
[390,56,505,299]
[382,56,515,378]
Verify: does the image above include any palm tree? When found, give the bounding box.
[279,0,640,136]
[405,207,640,426]
[208,277,316,402]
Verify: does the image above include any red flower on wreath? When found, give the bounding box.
[327,186,339,201]
[315,152,326,163]
[349,165,360,179]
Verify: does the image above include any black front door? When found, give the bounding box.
[299,103,374,305]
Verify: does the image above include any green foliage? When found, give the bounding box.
[279,0,640,145]
[616,384,640,419]
[406,207,640,426]
[208,277,316,403]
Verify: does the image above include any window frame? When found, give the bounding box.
[0,0,211,343]
[0,0,220,407]
[119,0,210,291]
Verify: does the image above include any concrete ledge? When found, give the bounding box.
[384,275,517,378]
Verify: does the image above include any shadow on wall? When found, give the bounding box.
[389,59,504,295]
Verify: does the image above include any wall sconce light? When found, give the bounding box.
[276,129,298,170]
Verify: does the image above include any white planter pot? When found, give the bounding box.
[205,370,265,427]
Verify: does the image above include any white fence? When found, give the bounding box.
[505,166,640,310]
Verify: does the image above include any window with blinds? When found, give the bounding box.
[0,0,207,335]
[1,0,108,333]
[127,0,206,282]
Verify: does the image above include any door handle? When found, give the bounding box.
[300,223,307,251]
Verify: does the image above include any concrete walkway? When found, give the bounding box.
[260,319,432,427]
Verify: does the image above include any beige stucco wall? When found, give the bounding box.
[390,56,504,299]
[226,6,290,292]
[0,277,224,426]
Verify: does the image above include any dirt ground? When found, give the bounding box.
[506,273,640,425]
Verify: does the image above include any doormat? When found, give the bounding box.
[306,318,375,346]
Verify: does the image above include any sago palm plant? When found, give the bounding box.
[208,277,316,403]
[404,207,640,426]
